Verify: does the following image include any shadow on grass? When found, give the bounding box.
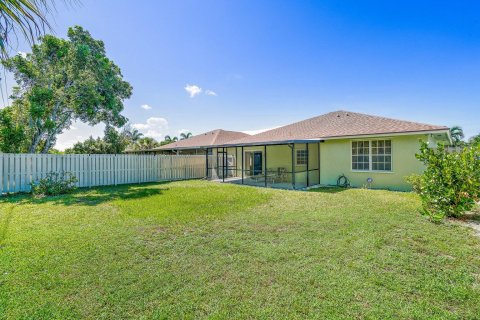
[0,181,170,207]
[307,187,349,194]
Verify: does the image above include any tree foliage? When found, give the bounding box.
[1,26,132,153]
[128,137,160,151]
[410,141,480,221]
[64,126,136,154]
[469,133,480,147]
[180,132,192,140]
[0,105,27,152]
[164,135,177,143]
[449,126,465,147]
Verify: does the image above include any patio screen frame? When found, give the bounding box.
[207,140,322,189]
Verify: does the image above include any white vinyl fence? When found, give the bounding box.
[0,154,206,194]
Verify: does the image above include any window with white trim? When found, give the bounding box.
[351,140,392,171]
[296,149,308,165]
[371,140,392,171]
[351,141,370,170]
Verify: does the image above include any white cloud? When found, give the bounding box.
[205,90,217,96]
[141,104,152,110]
[18,51,27,58]
[184,84,202,98]
[132,117,169,139]
[242,126,281,135]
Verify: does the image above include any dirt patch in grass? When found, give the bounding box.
[454,210,480,237]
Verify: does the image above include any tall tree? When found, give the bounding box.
[180,132,192,140]
[2,26,132,153]
[450,126,465,146]
[122,124,143,142]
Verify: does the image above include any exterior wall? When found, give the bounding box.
[319,134,429,191]
[210,133,436,191]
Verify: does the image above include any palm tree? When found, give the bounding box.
[130,128,143,142]
[120,125,143,142]
[180,132,192,140]
[164,135,178,143]
[450,126,465,146]
[132,137,159,151]
[0,0,71,60]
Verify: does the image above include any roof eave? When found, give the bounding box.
[212,138,323,148]
[320,128,451,141]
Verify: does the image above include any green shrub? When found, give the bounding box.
[405,174,422,193]
[410,142,480,221]
[31,172,78,197]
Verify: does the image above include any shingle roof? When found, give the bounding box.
[154,129,250,150]
[222,110,449,146]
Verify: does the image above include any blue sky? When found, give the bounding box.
[9,0,480,149]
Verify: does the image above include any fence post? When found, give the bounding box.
[184,156,187,180]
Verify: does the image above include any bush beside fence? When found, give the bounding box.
[0,154,206,194]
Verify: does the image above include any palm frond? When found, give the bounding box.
[0,0,76,60]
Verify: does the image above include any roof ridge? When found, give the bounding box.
[331,110,448,128]
[210,129,222,145]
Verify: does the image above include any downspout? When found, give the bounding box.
[291,143,295,189]
[205,148,209,179]
[318,142,321,185]
[241,146,244,184]
[306,143,309,187]
[264,145,267,187]
[224,147,227,182]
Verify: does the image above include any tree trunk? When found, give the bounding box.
[41,132,56,154]
[29,133,43,153]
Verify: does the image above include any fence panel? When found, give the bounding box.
[0,154,206,194]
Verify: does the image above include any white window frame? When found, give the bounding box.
[351,140,370,171]
[351,139,393,173]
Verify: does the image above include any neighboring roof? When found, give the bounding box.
[220,110,449,146]
[153,129,250,150]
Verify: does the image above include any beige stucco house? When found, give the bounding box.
[129,110,451,190]
[206,111,451,191]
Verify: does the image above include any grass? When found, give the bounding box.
[1,180,480,319]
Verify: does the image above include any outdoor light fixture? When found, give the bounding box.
[366,177,373,189]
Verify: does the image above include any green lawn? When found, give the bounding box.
[1,181,479,319]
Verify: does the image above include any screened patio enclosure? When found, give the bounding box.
[206,141,321,189]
